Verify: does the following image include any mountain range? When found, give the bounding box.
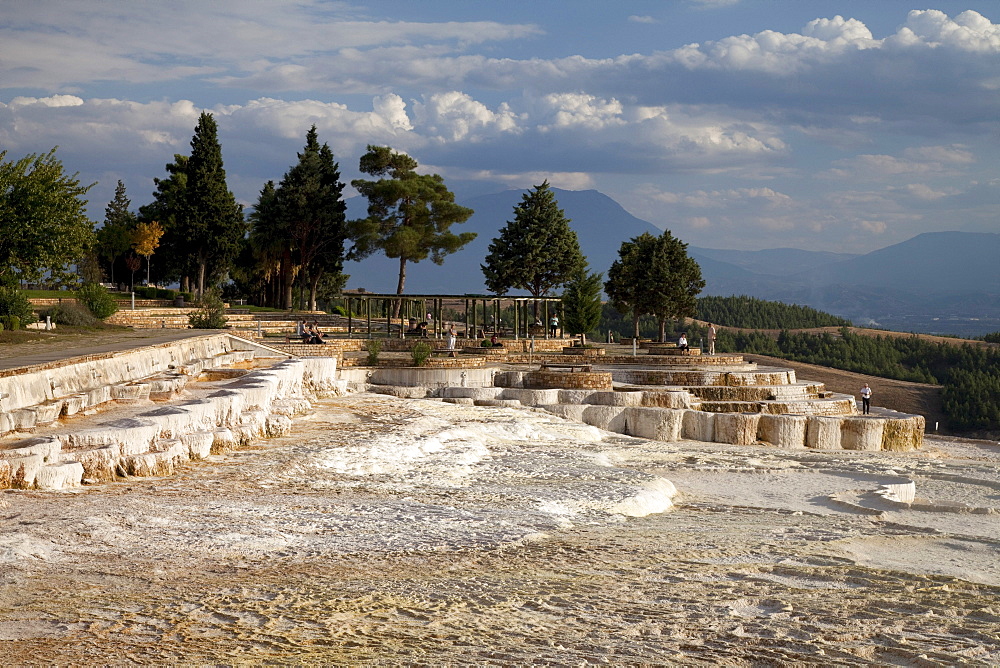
[343,189,1000,337]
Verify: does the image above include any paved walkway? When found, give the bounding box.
[0,329,222,373]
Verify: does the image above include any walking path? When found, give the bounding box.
[0,329,219,372]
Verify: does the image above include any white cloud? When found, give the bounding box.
[628,16,657,24]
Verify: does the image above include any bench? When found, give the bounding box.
[541,362,592,372]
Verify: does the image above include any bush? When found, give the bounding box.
[366,339,381,365]
[0,315,19,331]
[411,342,432,366]
[0,287,35,326]
[480,339,492,347]
[76,282,118,319]
[188,290,228,329]
[42,303,97,327]
[156,288,174,300]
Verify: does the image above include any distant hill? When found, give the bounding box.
[343,188,1000,337]
[344,188,660,294]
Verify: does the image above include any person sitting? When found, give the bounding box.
[300,325,314,343]
[490,333,503,347]
[678,332,689,351]
[310,321,325,344]
[418,321,428,337]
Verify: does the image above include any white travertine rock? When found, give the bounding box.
[212,428,239,453]
[581,405,628,432]
[5,454,45,488]
[265,414,293,437]
[34,462,84,490]
[840,417,884,451]
[0,436,62,462]
[558,390,595,405]
[111,383,151,404]
[443,397,475,405]
[881,416,925,452]
[475,399,522,408]
[60,419,159,456]
[71,445,122,482]
[541,404,588,422]
[442,387,504,400]
[682,410,715,442]
[584,391,643,407]
[806,416,843,450]
[499,388,560,405]
[714,413,760,446]
[758,414,807,449]
[270,398,312,416]
[12,408,36,431]
[181,431,214,459]
[33,402,64,425]
[625,407,684,442]
[878,480,916,504]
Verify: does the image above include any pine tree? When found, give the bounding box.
[482,182,585,307]
[351,145,474,300]
[97,180,137,287]
[273,126,348,311]
[562,267,604,343]
[182,113,245,298]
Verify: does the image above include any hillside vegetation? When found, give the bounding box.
[695,296,999,435]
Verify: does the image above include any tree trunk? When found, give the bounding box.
[658,318,666,342]
[197,261,206,300]
[309,269,323,312]
[392,257,407,318]
[280,249,294,310]
[632,313,640,340]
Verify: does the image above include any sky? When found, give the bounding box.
[2,0,999,255]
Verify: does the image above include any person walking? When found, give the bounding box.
[707,323,717,355]
[860,383,872,415]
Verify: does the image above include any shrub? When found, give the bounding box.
[188,290,228,329]
[0,315,19,331]
[156,288,174,300]
[76,282,118,319]
[366,339,381,365]
[42,303,97,326]
[480,339,492,347]
[411,341,432,366]
[0,287,35,326]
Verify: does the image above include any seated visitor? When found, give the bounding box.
[310,321,325,343]
[490,333,503,347]
[678,332,688,351]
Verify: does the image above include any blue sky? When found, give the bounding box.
[2,0,999,254]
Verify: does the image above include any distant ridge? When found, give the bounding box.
[343,189,999,336]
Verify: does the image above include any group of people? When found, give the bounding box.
[675,323,717,354]
[297,320,326,344]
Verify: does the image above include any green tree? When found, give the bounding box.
[351,145,475,300]
[245,180,291,308]
[647,230,704,341]
[181,113,245,298]
[96,180,138,287]
[0,148,95,283]
[139,154,189,288]
[562,267,604,343]
[605,230,704,341]
[273,126,348,311]
[482,182,585,308]
[605,233,655,339]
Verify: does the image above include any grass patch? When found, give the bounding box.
[0,322,130,345]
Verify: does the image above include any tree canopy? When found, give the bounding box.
[96,180,138,287]
[351,145,475,296]
[562,267,603,341]
[482,181,585,299]
[272,126,348,311]
[605,230,704,340]
[0,148,94,283]
[180,113,245,297]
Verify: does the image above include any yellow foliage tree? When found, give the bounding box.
[133,221,164,286]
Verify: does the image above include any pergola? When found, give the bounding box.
[342,292,565,340]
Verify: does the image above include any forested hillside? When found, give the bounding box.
[717,327,1000,434]
[696,295,851,329]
